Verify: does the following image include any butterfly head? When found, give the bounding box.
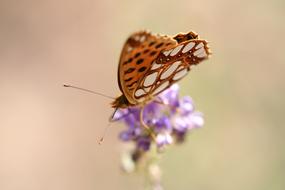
[111,94,134,109]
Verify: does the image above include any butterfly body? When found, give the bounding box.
[112,30,211,109]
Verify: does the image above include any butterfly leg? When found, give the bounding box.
[139,106,156,141]
[153,97,171,107]
[108,107,118,122]
[98,108,121,144]
[153,97,166,105]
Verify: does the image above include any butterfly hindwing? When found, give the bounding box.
[134,39,210,99]
[118,31,177,104]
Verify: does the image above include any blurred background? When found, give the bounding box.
[0,0,284,189]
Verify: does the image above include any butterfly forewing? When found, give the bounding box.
[118,31,177,104]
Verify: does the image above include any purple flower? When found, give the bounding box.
[137,136,151,151]
[179,96,195,115]
[156,133,173,148]
[115,84,204,153]
[159,84,180,107]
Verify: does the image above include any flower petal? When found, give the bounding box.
[155,116,172,132]
[112,108,129,121]
[187,112,204,129]
[179,96,195,115]
[137,136,151,151]
[156,133,173,148]
[172,116,188,132]
[158,84,180,107]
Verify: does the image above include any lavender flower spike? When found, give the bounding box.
[116,84,204,154]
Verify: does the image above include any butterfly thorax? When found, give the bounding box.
[111,94,155,109]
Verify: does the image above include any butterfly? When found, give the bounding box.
[63,30,211,142]
[111,30,211,110]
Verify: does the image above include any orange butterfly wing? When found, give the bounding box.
[135,39,211,99]
[117,31,177,105]
[117,31,211,106]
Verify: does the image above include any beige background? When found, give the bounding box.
[1,0,285,190]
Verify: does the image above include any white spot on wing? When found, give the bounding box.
[173,69,188,81]
[163,49,172,56]
[182,42,195,53]
[170,45,183,56]
[160,61,181,79]
[194,48,205,56]
[140,35,146,42]
[196,51,208,58]
[144,86,151,92]
[144,72,158,87]
[127,46,133,52]
[151,61,161,70]
[135,89,145,97]
[153,81,169,95]
[195,42,204,49]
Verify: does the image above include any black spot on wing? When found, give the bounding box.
[124,77,133,82]
[127,81,137,87]
[150,51,157,56]
[155,42,164,49]
[124,67,135,74]
[149,41,155,47]
[123,58,133,65]
[134,52,141,58]
[136,58,144,65]
[138,67,147,72]
[143,49,150,54]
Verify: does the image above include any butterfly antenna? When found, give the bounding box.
[98,122,112,145]
[98,108,118,145]
[63,84,114,100]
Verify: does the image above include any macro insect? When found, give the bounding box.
[110,30,210,137]
[64,30,211,141]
